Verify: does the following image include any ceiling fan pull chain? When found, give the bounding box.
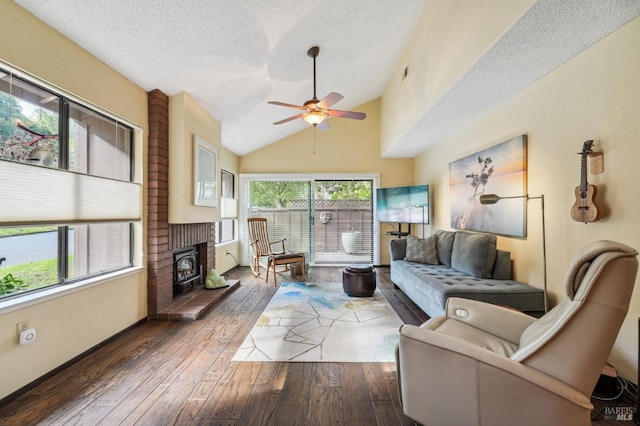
[311,126,317,155]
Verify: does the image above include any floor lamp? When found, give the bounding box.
[415,204,427,238]
[479,193,548,313]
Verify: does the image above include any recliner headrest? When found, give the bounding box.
[564,240,638,299]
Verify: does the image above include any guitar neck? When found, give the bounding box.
[580,155,588,192]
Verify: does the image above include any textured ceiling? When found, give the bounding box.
[385,0,640,157]
[13,0,426,155]
[12,1,640,158]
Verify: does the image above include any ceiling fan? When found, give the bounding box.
[268,46,366,131]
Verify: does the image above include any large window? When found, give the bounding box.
[0,66,137,300]
[240,174,378,266]
[216,169,236,244]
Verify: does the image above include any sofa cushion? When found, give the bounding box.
[390,260,545,316]
[433,229,456,267]
[404,234,439,265]
[451,231,497,278]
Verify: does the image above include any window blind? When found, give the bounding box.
[0,160,141,225]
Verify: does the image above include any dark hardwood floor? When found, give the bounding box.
[0,266,631,425]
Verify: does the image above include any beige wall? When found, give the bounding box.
[0,3,148,400]
[169,92,222,224]
[5,0,638,403]
[240,98,415,264]
[381,0,535,155]
[412,17,640,381]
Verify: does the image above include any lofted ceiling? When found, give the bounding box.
[12,1,640,158]
[384,0,640,157]
[13,0,426,156]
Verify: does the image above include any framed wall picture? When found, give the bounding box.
[193,135,218,207]
[449,135,527,237]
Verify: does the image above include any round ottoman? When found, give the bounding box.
[342,265,376,297]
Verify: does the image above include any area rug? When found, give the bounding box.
[232,282,403,362]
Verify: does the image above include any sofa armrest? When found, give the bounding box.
[443,297,537,345]
[397,325,592,426]
[492,249,512,279]
[389,238,407,261]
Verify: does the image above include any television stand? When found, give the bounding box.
[387,231,410,237]
[386,223,411,238]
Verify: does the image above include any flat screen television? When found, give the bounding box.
[376,185,429,224]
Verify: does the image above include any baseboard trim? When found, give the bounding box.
[0,317,147,407]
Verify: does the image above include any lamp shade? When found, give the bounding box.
[479,194,501,204]
[479,194,529,204]
[303,111,326,126]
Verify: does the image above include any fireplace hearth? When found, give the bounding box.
[173,246,202,295]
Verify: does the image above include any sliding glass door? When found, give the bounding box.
[312,179,373,265]
[246,179,311,262]
[240,175,378,267]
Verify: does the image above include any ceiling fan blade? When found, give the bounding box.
[273,114,303,125]
[317,92,343,109]
[327,110,367,120]
[317,120,330,131]
[268,101,305,110]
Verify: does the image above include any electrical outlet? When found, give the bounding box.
[17,320,30,336]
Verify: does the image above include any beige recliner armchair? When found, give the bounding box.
[396,240,638,426]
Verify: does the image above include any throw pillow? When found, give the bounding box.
[433,229,456,267]
[404,234,439,264]
[451,231,497,278]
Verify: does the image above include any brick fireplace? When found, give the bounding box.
[147,89,216,319]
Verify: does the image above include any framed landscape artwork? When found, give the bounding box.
[193,135,218,207]
[449,135,527,237]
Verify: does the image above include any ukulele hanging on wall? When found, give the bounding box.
[570,140,602,223]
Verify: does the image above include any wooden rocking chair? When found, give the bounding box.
[247,218,305,285]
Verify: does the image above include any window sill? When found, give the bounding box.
[0,266,146,315]
[215,240,238,249]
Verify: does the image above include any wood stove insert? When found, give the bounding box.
[173,246,202,295]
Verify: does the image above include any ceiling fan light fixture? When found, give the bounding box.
[269,45,365,130]
[303,110,326,126]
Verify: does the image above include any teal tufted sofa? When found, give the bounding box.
[390,230,544,318]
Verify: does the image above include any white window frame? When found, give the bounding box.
[239,173,380,266]
[216,168,237,245]
[0,60,143,304]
